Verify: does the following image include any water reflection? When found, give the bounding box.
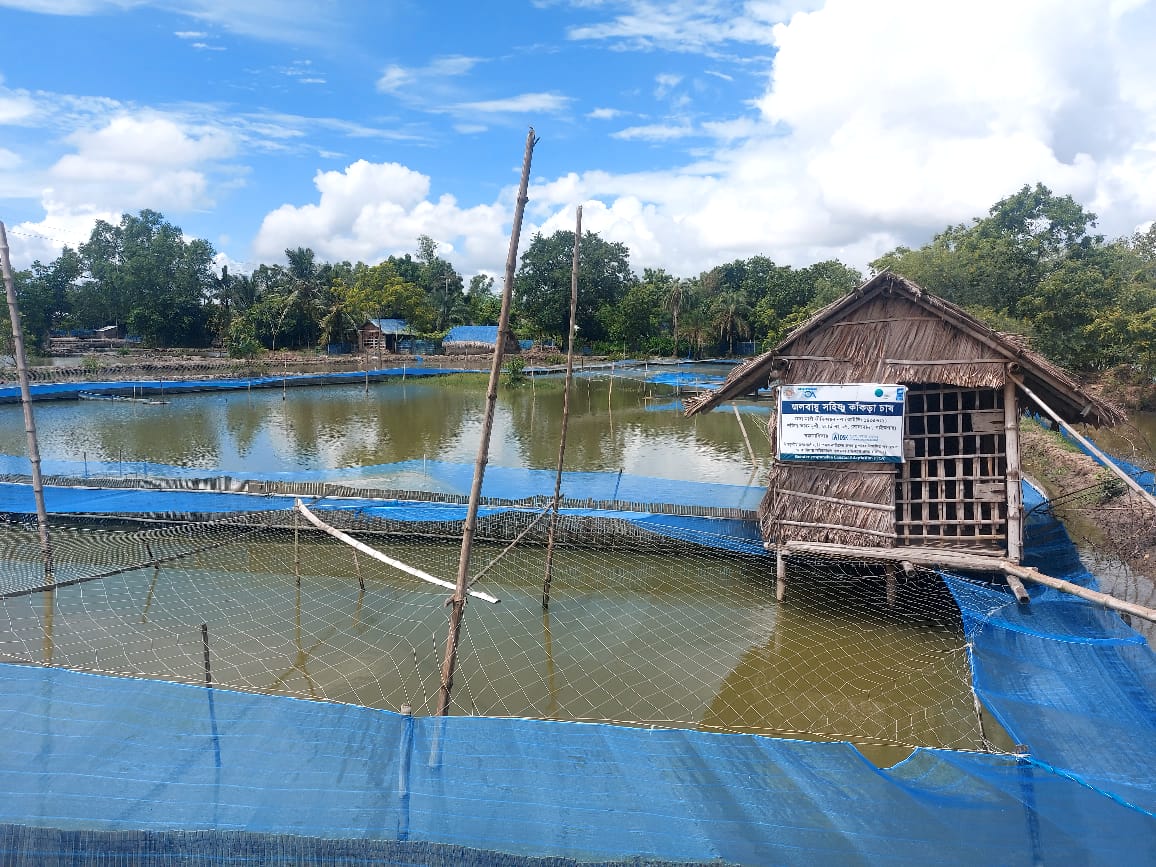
[0,372,756,484]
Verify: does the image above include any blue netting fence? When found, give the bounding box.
[0,472,1151,859]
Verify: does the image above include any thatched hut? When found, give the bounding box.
[685,272,1122,572]
[442,325,520,355]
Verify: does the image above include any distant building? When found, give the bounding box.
[358,319,410,354]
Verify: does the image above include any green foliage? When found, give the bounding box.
[227,317,263,359]
[503,355,527,386]
[76,210,214,347]
[515,230,635,342]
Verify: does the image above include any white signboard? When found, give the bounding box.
[778,384,906,463]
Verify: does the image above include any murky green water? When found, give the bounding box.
[0,369,760,484]
[0,367,996,765]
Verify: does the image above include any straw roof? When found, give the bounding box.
[685,271,1123,426]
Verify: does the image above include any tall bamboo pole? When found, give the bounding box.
[542,205,581,609]
[436,128,537,716]
[0,221,54,585]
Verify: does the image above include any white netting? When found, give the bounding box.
[0,502,991,765]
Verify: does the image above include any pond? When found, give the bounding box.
[0,367,759,486]
[0,365,1001,765]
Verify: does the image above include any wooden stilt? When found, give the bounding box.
[1003,376,1023,562]
[776,550,787,602]
[885,563,897,608]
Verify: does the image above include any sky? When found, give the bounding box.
[1,0,1155,282]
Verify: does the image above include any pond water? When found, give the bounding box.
[0,367,758,486]
[0,365,1003,765]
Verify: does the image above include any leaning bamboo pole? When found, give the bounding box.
[436,128,537,716]
[0,220,54,585]
[542,204,582,609]
[295,499,498,603]
[1011,374,1156,511]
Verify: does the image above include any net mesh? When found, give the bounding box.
[0,500,990,764]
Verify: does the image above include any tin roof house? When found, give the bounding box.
[685,271,1121,578]
[358,319,410,353]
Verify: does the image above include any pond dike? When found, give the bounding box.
[0,365,472,402]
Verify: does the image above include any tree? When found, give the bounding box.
[335,261,437,334]
[414,235,464,331]
[76,210,214,347]
[12,248,83,349]
[515,230,635,342]
[466,274,500,325]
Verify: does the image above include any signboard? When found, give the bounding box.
[778,384,906,462]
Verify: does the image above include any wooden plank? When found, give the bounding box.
[970,410,1004,434]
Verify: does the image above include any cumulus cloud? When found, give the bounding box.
[252,160,510,271]
[45,114,236,212]
[524,0,1156,274]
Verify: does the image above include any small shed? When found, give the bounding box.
[358,319,410,354]
[685,271,1122,569]
[442,325,520,355]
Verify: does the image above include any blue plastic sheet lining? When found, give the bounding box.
[0,662,1152,865]
[0,482,766,557]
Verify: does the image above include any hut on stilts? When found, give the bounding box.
[685,271,1127,598]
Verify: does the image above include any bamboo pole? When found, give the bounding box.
[782,540,1156,623]
[1011,374,1156,510]
[1004,377,1023,562]
[0,221,54,586]
[731,401,758,468]
[1003,562,1156,624]
[437,128,537,716]
[295,499,498,603]
[543,204,581,610]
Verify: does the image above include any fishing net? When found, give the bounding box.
[0,496,991,765]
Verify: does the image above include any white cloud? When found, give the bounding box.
[0,0,344,44]
[525,0,1156,276]
[449,92,572,115]
[611,121,695,141]
[252,160,510,272]
[588,107,626,119]
[4,201,120,265]
[377,55,483,97]
[46,114,237,212]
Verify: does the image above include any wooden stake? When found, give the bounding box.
[543,205,582,608]
[0,221,54,586]
[776,549,787,602]
[437,128,537,717]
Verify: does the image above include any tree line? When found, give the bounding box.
[5,184,1155,376]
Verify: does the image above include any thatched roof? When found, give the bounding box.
[685,271,1123,426]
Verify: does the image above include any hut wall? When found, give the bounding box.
[762,380,1012,556]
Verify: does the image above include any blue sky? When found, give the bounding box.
[1,0,1155,280]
